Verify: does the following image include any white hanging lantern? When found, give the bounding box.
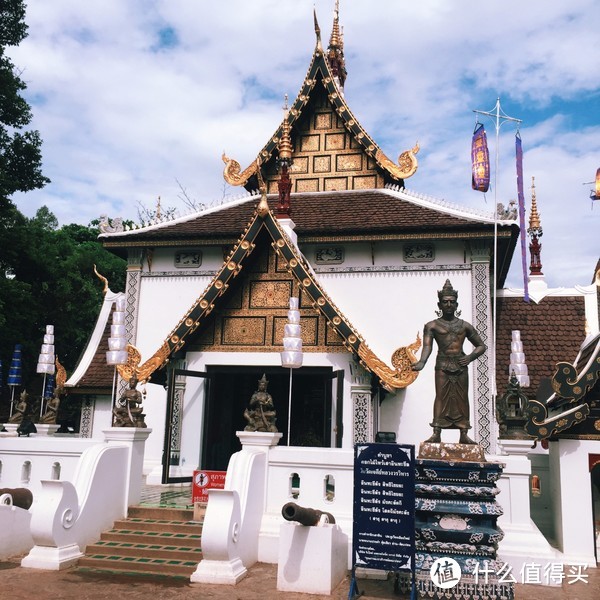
[106,295,129,366]
[37,325,56,375]
[281,297,303,369]
[509,330,530,387]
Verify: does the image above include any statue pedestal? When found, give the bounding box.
[419,441,486,462]
[414,456,513,599]
[276,522,348,595]
[35,424,60,436]
[1,424,19,435]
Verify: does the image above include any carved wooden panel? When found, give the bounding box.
[249,280,292,308]
[221,317,266,345]
[273,316,319,346]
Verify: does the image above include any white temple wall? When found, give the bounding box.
[134,273,213,354]
[318,267,476,446]
[549,439,598,565]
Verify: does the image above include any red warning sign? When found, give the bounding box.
[192,470,227,503]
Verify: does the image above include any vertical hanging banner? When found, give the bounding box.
[471,123,490,192]
[515,132,529,302]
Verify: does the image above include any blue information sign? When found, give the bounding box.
[352,443,415,572]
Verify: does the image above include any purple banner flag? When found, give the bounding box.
[471,123,490,192]
[515,132,529,302]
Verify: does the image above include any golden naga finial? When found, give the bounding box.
[256,160,270,217]
[55,357,67,392]
[313,8,322,48]
[222,152,259,187]
[357,333,422,391]
[93,264,109,295]
[529,176,542,231]
[375,142,419,180]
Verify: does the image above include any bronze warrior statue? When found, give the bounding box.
[411,279,486,445]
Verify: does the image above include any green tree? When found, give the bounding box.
[0,0,49,205]
[0,208,126,397]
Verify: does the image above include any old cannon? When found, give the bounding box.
[0,487,33,510]
[281,502,335,526]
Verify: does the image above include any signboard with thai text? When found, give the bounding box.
[192,470,226,503]
[352,443,415,572]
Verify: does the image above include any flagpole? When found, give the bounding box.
[472,99,522,414]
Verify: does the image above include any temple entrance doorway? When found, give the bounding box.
[201,366,340,471]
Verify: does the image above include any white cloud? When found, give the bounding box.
[6,0,599,288]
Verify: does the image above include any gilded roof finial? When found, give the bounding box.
[313,8,322,48]
[256,160,269,217]
[156,196,162,220]
[527,176,543,276]
[327,0,347,88]
[528,176,541,231]
[330,0,341,48]
[93,264,109,295]
[278,94,293,165]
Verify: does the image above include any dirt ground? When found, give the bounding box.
[0,555,597,600]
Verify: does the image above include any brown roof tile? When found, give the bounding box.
[496,295,587,398]
[102,191,516,244]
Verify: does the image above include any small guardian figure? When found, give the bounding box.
[412,280,486,445]
[244,374,278,433]
[113,373,146,427]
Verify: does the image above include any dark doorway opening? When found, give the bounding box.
[201,366,335,471]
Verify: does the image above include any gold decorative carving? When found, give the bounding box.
[325,133,345,150]
[315,113,332,129]
[222,152,258,186]
[374,143,419,180]
[290,156,309,174]
[300,135,320,151]
[358,333,422,391]
[313,155,331,173]
[336,153,362,171]
[353,175,377,190]
[117,342,170,385]
[296,178,319,192]
[250,281,292,308]
[324,177,347,191]
[93,264,109,295]
[274,316,318,346]
[222,317,266,345]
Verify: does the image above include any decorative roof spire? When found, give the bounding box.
[527,176,543,276]
[276,95,293,219]
[313,8,322,49]
[327,0,347,88]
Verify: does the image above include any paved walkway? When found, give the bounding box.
[0,555,598,600]
[3,484,595,599]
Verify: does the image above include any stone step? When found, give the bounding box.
[77,501,204,580]
[78,554,198,577]
[128,505,200,521]
[86,539,202,562]
[112,517,201,534]
[100,529,202,546]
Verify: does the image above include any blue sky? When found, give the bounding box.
[7,0,600,289]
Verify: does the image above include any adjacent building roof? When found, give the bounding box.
[65,288,123,394]
[496,294,587,399]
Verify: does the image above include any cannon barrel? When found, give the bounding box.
[0,487,33,510]
[281,502,335,526]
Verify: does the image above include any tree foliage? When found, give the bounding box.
[0,207,126,390]
[0,0,49,204]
